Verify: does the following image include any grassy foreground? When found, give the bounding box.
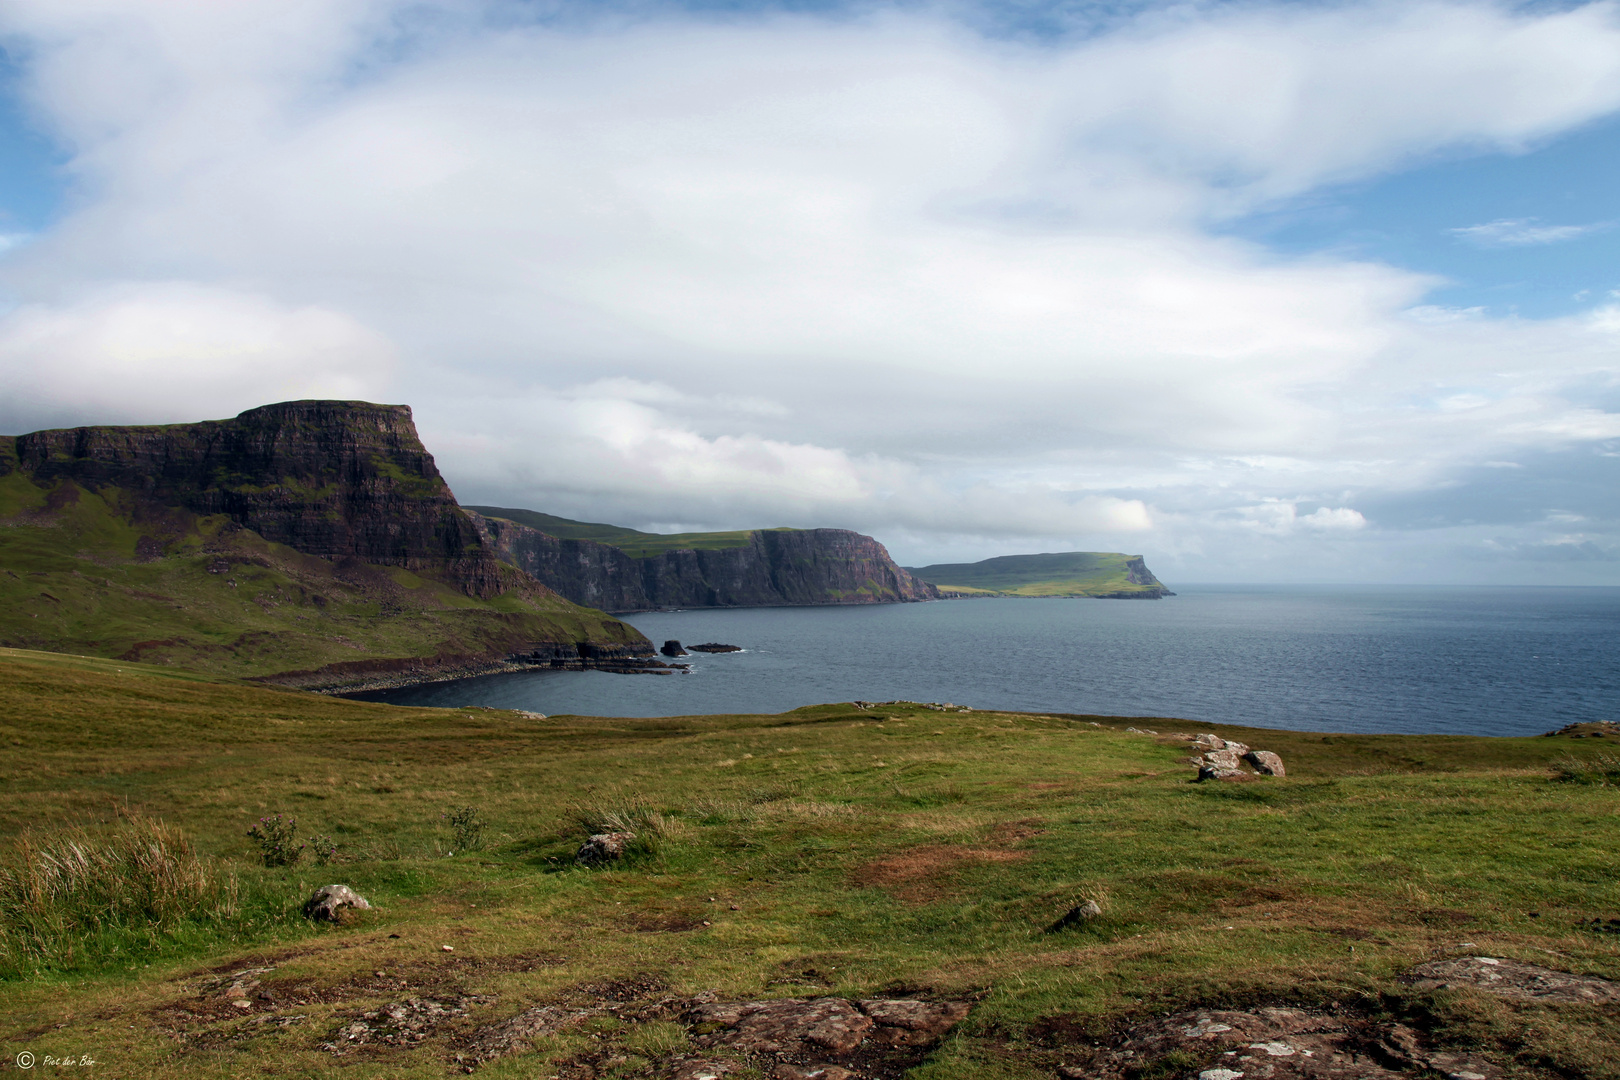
[1,647,1618,1078]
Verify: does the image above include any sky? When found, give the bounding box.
[0,0,1617,584]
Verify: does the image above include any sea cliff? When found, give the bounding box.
[470,511,940,611]
[0,401,651,685]
[9,400,518,598]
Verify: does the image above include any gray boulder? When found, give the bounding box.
[1047,899,1104,931]
[575,831,637,865]
[303,884,371,922]
[1245,750,1286,776]
[1202,749,1243,771]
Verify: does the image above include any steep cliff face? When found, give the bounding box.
[0,401,651,685]
[472,512,940,611]
[11,400,511,597]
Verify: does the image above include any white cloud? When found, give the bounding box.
[0,283,395,427]
[1300,507,1368,530]
[0,0,1616,578]
[1450,217,1610,247]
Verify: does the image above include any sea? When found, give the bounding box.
[350,586,1620,737]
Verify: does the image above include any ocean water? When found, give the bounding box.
[351,586,1620,736]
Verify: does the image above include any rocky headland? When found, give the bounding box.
[469,509,939,612]
[906,551,1174,599]
[0,400,652,686]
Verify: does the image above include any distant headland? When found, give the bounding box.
[906,551,1174,598]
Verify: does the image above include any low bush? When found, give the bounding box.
[308,834,338,866]
[246,814,303,867]
[443,806,486,852]
[1551,753,1620,786]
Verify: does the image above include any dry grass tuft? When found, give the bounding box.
[1551,753,1620,785]
[0,816,239,975]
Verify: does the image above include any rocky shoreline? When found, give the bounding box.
[277,644,687,696]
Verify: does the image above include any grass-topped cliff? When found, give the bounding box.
[466,507,787,559]
[467,507,939,611]
[1,648,1617,1078]
[907,552,1173,599]
[0,403,649,686]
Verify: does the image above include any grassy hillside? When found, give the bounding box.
[907,552,1167,597]
[2,648,1617,1078]
[0,473,640,684]
[467,506,797,559]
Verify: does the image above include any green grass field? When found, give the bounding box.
[905,553,1167,597]
[467,506,798,558]
[1,648,1617,1078]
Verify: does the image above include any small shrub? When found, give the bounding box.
[308,835,338,866]
[443,806,486,852]
[1552,754,1620,786]
[246,814,303,867]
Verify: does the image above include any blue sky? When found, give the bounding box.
[0,60,60,234]
[0,0,1617,583]
[1227,110,1620,319]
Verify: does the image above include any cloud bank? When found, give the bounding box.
[0,0,1617,582]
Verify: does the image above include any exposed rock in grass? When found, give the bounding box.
[454,1004,594,1071]
[302,884,371,922]
[1051,1006,1496,1080]
[669,1061,745,1080]
[685,995,972,1074]
[575,831,637,865]
[1047,900,1104,932]
[1245,750,1287,776]
[1542,720,1620,738]
[776,1065,856,1079]
[1191,741,1284,781]
[690,997,872,1055]
[857,999,972,1043]
[1192,734,1249,752]
[319,995,488,1054]
[197,966,276,1004]
[1404,956,1620,1003]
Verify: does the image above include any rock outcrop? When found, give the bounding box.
[11,400,513,598]
[470,512,939,612]
[1056,1005,1501,1080]
[575,832,637,865]
[303,884,371,922]
[1184,734,1286,781]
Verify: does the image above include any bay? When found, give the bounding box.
[351,585,1620,736]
